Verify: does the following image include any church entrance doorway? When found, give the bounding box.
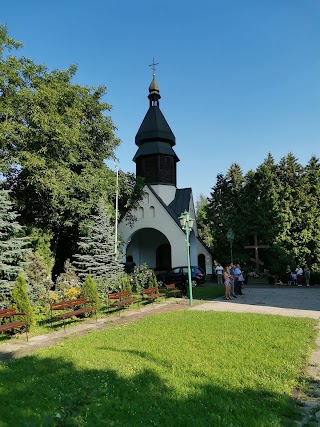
[125,228,171,271]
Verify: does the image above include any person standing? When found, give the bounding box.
[223,266,232,300]
[180,268,188,296]
[292,271,297,286]
[215,263,224,285]
[286,265,292,285]
[229,263,237,298]
[234,264,244,295]
[296,266,303,287]
[304,265,311,287]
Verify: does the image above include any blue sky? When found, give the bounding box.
[2,0,320,200]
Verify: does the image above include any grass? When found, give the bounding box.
[158,284,225,300]
[0,310,316,426]
[0,286,223,342]
[192,284,225,299]
[0,294,150,341]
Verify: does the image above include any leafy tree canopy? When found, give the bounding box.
[0,26,144,275]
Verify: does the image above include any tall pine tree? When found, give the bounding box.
[302,156,320,269]
[0,186,29,297]
[206,164,244,264]
[73,201,123,284]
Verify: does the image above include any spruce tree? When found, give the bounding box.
[275,153,306,267]
[207,164,244,264]
[302,156,320,269]
[73,201,123,285]
[242,154,284,272]
[0,186,29,297]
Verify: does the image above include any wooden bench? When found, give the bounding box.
[107,290,137,315]
[50,297,97,331]
[142,287,166,305]
[165,284,182,298]
[0,308,29,341]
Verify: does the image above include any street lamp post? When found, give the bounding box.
[179,210,194,306]
[226,228,234,264]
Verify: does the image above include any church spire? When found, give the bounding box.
[133,61,179,186]
[148,58,161,107]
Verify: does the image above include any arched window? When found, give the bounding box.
[137,207,144,219]
[150,206,155,217]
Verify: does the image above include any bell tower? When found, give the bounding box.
[133,63,179,188]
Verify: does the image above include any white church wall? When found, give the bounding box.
[189,232,198,265]
[119,186,185,267]
[149,184,176,205]
[188,193,199,236]
[119,185,212,272]
[195,238,213,274]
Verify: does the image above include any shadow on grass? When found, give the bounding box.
[192,285,225,300]
[0,353,303,426]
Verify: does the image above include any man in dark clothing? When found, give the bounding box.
[180,268,188,296]
[229,264,237,298]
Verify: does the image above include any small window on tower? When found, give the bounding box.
[150,206,155,217]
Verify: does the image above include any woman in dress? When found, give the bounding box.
[296,266,303,286]
[223,266,232,300]
[304,265,311,286]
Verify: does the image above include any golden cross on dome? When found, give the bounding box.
[149,58,159,76]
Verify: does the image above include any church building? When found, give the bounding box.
[119,73,212,275]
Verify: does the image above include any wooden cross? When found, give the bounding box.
[244,234,270,274]
[149,58,159,76]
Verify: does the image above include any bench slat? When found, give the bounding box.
[165,284,182,296]
[111,298,136,307]
[0,321,28,332]
[0,308,18,318]
[53,307,96,320]
[51,297,88,310]
[142,288,166,303]
[107,291,137,314]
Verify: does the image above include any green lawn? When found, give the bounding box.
[0,287,223,342]
[0,311,316,426]
[192,284,225,299]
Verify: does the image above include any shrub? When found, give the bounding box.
[118,273,132,292]
[81,275,100,310]
[11,272,33,326]
[132,263,155,294]
[25,251,53,305]
[55,259,81,301]
[95,276,115,299]
[151,270,158,288]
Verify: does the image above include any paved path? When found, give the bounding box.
[192,286,320,319]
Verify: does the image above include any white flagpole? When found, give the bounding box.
[115,163,119,259]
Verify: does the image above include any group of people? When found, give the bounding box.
[215,263,245,300]
[285,264,311,286]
